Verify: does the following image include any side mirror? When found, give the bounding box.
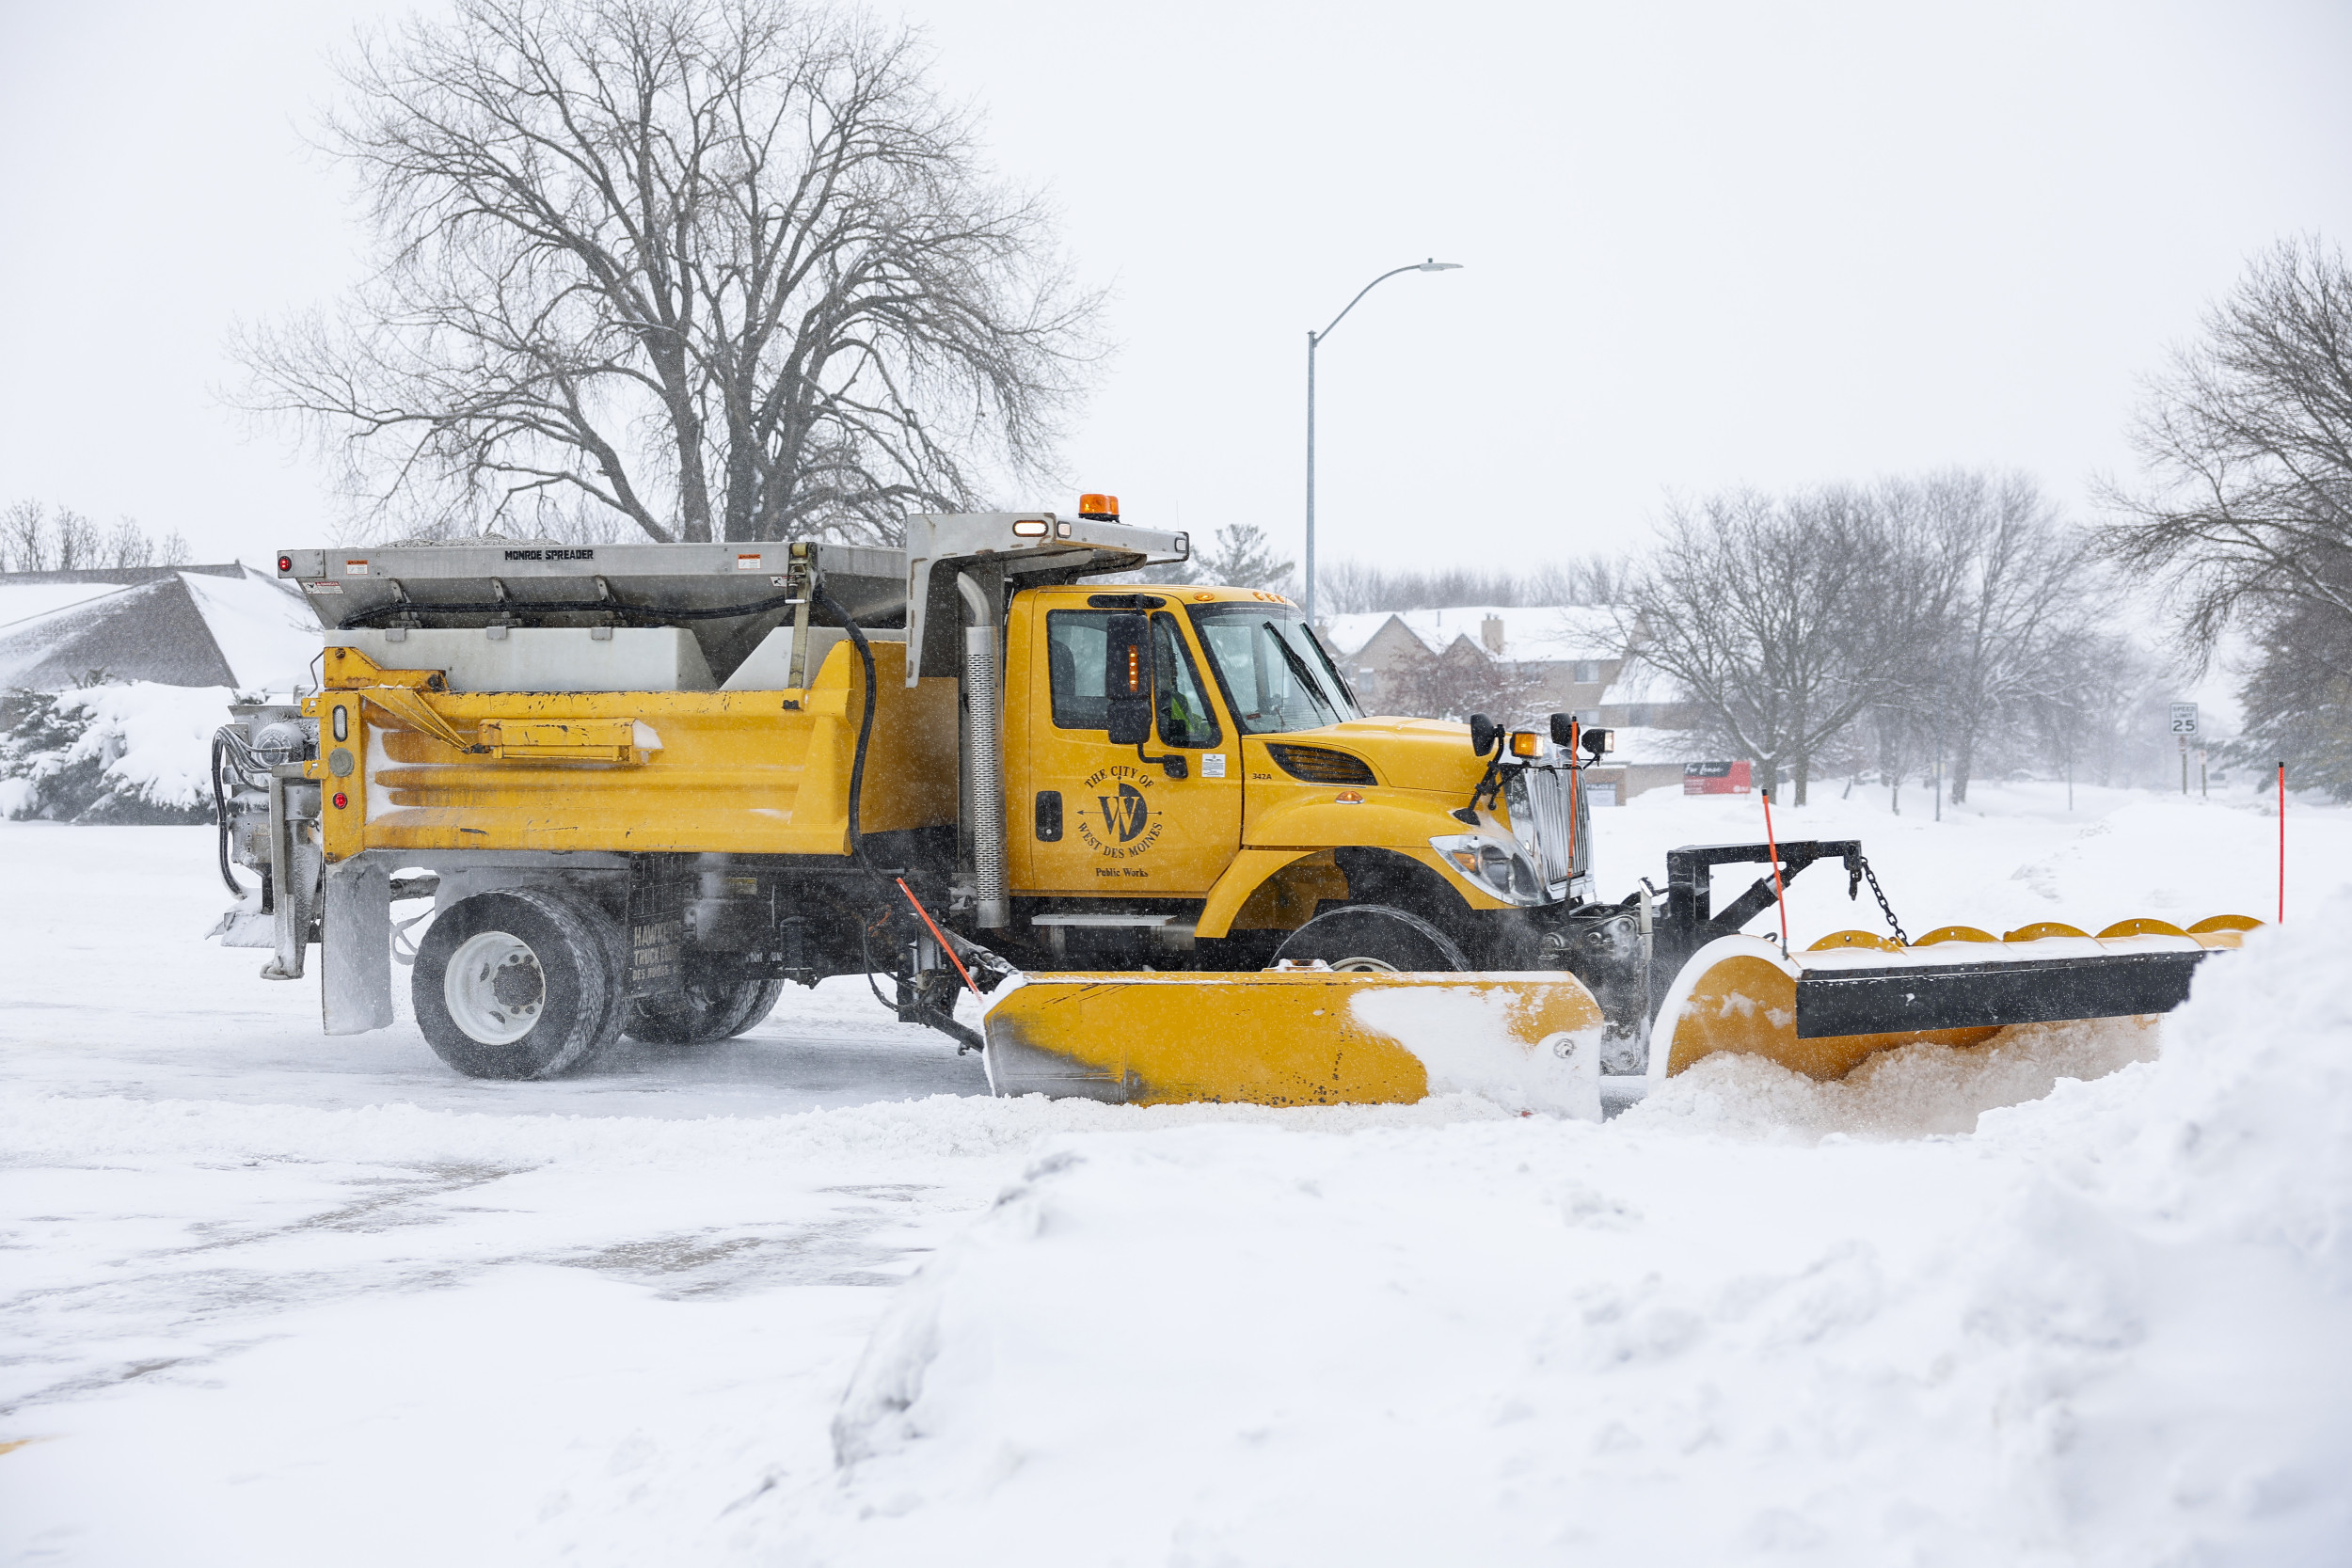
[1104,612,1152,746]
[1469,714,1501,756]
[1581,727,1615,758]
[1549,712,1576,748]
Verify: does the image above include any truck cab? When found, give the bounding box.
[997,580,1591,968]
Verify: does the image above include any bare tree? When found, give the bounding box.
[1,504,194,574]
[1626,486,1911,805]
[1892,471,2103,802]
[52,511,98,571]
[1,501,45,572]
[2230,599,2352,797]
[2103,235,2352,664]
[103,517,153,569]
[1379,642,1553,728]
[239,0,1100,545]
[1317,555,1625,613]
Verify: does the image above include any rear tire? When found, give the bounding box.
[622,978,786,1046]
[413,890,624,1079]
[1270,904,1470,973]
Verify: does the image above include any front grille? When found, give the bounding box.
[1266,744,1376,785]
[1505,765,1582,891]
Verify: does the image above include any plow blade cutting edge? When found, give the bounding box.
[982,970,1608,1116]
[1650,916,2260,1084]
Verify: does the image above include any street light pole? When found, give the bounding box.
[1305,258,1461,625]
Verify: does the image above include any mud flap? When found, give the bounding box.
[322,859,394,1035]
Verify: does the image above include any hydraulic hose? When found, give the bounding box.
[814,578,983,1054]
[814,580,880,876]
[211,727,257,897]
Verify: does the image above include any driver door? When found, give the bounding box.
[1017,602,1242,897]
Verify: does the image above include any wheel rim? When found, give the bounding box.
[1327,956,1399,974]
[443,929,546,1044]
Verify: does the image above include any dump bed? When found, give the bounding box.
[320,637,957,858]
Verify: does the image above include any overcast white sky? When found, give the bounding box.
[5,0,2352,574]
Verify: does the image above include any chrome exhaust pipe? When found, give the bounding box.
[956,572,1009,930]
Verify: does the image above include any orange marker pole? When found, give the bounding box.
[1761,786,1790,957]
[2278,762,2286,925]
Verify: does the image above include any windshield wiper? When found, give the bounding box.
[1263,621,1335,714]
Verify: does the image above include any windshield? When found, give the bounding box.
[1189,605,1362,735]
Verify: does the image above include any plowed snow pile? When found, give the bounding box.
[809,908,2352,1567]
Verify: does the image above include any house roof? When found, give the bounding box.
[0,566,320,692]
[1597,655,1685,705]
[1320,605,1633,663]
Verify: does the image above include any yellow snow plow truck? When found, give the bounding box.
[210,504,2255,1104]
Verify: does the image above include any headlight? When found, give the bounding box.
[1430,833,1544,906]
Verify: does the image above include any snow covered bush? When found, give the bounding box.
[0,682,233,824]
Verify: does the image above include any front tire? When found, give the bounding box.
[1270,904,1470,973]
[413,890,623,1079]
[622,977,786,1046]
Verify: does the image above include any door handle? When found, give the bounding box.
[1035,790,1062,841]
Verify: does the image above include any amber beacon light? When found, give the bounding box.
[1078,493,1120,521]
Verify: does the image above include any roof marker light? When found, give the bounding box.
[1011,518,1049,538]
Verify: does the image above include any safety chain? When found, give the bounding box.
[1855,854,1910,946]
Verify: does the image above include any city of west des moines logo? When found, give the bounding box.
[1074,765,1163,858]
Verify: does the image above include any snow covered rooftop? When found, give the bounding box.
[0,566,320,692]
[1320,605,1632,662]
[1597,654,1685,706]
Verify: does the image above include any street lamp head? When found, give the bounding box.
[1418,259,1463,271]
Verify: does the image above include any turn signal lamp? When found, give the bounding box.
[1509,730,1543,758]
[1011,517,1050,537]
[1078,493,1120,520]
[277,553,294,574]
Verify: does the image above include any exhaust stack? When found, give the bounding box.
[957,572,1009,930]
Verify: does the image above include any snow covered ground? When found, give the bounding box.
[4,780,2349,1565]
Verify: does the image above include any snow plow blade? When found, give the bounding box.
[1652,916,2260,1083]
[983,969,1607,1114]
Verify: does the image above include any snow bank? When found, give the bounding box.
[178,568,321,690]
[810,907,2352,1566]
[1626,1015,2162,1142]
[0,681,233,821]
